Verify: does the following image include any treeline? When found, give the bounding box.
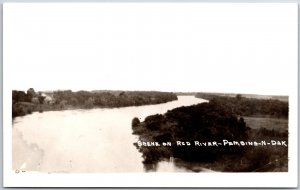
[132,100,288,172]
[195,93,288,118]
[12,89,177,118]
[51,90,177,108]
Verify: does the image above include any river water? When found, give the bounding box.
[13,96,207,173]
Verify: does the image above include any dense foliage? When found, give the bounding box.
[12,89,177,118]
[12,88,45,104]
[51,90,177,108]
[12,89,45,117]
[133,101,248,164]
[196,93,288,118]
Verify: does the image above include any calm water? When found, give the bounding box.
[13,96,207,173]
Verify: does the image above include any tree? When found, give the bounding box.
[26,88,36,102]
[38,95,46,104]
[12,90,27,104]
[132,117,140,128]
[27,88,35,96]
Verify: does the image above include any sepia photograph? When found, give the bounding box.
[12,89,289,173]
[3,2,298,187]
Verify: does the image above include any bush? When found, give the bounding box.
[132,117,140,128]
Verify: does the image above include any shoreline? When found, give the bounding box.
[13,99,180,119]
[12,90,178,118]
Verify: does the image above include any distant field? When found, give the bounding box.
[230,94,288,102]
[243,116,288,132]
[175,92,288,102]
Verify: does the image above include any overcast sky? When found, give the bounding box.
[4,3,297,95]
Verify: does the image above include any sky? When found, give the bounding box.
[3,3,298,95]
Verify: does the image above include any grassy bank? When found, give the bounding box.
[243,116,288,132]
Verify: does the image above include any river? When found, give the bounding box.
[13,96,207,173]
